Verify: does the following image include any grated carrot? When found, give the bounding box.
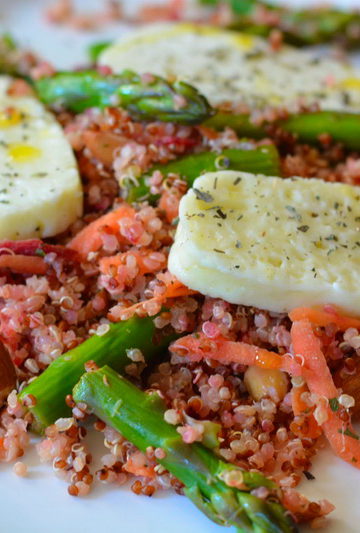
[291,319,360,468]
[291,382,309,416]
[170,333,303,376]
[289,306,360,332]
[68,204,136,260]
[82,130,126,168]
[0,254,46,275]
[291,382,322,439]
[123,457,155,478]
[159,190,180,223]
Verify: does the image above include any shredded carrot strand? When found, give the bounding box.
[291,382,322,439]
[0,254,46,275]
[289,306,360,331]
[170,333,303,376]
[68,204,136,260]
[291,382,309,416]
[82,130,126,168]
[291,319,360,468]
[123,458,155,478]
[159,190,180,223]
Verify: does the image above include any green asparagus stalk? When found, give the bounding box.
[275,8,360,48]
[229,9,360,48]
[0,34,32,78]
[125,145,280,203]
[73,365,298,533]
[200,0,256,16]
[34,70,213,124]
[200,0,360,48]
[87,40,112,63]
[206,111,360,151]
[0,33,18,76]
[19,315,180,431]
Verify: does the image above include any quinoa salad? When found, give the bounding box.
[2,2,360,532]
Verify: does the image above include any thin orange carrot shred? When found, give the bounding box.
[289,306,360,331]
[68,204,136,260]
[291,382,309,416]
[171,333,303,376]
[291,319,360,468]
[123,458,155,478]
[0,254,46,275]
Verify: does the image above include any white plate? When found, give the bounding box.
[1,1,360,532]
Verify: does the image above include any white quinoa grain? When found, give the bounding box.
[219,386,231,400]
[13,462,28,477]
[73,456,85,472]
[24,358,40,374]
[314,404,329,425]
[164,409,180,425]
[96,323,110,337]
[154,448,166,459]
[55,417,75,432]
[291,376,305,388]
[126,348,145,362]
[339,394,355,409]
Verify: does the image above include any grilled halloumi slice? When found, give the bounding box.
[100,23,360,112]
[0,76,82,240]
[169,171,360,314]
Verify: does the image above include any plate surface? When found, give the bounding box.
[1,1,360,532]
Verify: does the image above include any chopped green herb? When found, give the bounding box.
[329,398,339,412]
[325,234,338,241]
[32,172,48,178]
[338,428,360,440]
[193,188,214,203]
[303,471,315,480]
[216,208,226,219]
[285,205,301,221]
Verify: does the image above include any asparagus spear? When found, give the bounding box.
[34,70,213,124]
[200,0,360,48]
[73,365,298,533]
[276,8,360,48]
[0,33,18,76]
[19,315,180,431]
[125,145,280,203]
[206,111,360,151]
[88,41,111,63]
[0,33,34,78]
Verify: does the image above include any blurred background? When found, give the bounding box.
[1,0,360,68]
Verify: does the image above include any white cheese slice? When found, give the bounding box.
[100,23,360,112]
[169,171,360,314]
[0,76,82,240]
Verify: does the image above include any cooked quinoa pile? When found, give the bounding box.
[1,79,360,529]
